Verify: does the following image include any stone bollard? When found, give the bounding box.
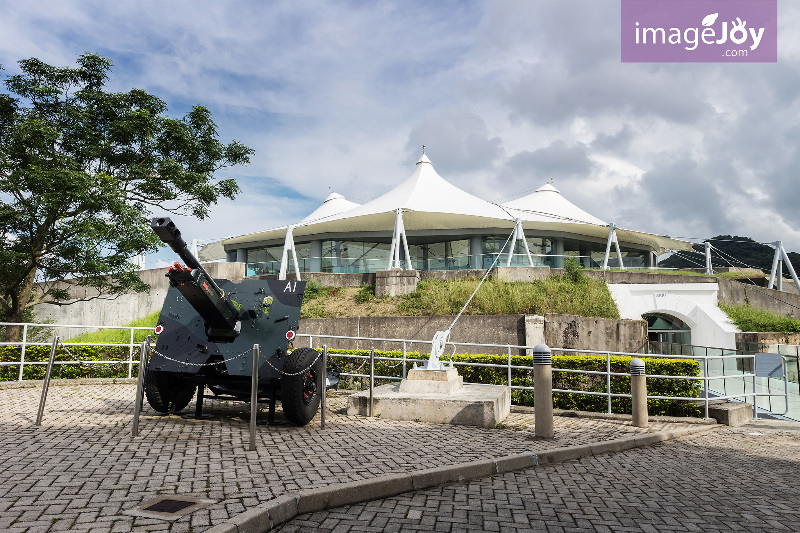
[630,358,648,428]
[532,344,554,438]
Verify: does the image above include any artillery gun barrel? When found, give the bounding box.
[151,217,241,342]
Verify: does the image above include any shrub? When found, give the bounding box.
[720,304,800,333]
[0,344,139,381]
[563,256,585,283]
[324,349,701,417]
[356,283,375,303]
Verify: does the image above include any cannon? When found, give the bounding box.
[144,217,336,425]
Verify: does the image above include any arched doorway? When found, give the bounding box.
[644,313,692,346]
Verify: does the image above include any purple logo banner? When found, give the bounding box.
[622,0,777,62]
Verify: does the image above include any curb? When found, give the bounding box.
[0,377,138,390]
[204,423,719,533]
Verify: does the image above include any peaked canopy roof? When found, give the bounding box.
[299,192,361,224]
[503,183,606,225]
[224,154,518,246]
[222,154,693,254]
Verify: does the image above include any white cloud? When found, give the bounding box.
[2,0,800,258]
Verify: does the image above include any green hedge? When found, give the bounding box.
[327,349,702,417]
[0,345,139,381]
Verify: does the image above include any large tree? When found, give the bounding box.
[0,53,253,339]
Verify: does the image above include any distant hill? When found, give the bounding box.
[659,235,800,273]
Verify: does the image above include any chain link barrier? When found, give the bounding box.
[55,338,327,378]
[57,340,132,371]
[150,344,323,377]
[150,346,253,367]
[260,350,321,376]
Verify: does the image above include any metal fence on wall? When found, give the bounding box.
[2,322,797,421]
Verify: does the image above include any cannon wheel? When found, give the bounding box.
[144,370,197,414]
[281,347,321,425]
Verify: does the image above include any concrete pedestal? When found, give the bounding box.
[347,369,510,428]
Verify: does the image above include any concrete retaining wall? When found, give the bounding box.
[735,331,800,347]
[717,278,800,320]
[32,262,245,338]
[297,313,646,355]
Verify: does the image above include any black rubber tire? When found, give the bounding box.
[144,370,197,414]
[280,347,322,425]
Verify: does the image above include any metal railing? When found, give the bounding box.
[3,323,796,421]
[299,333,794,420]
[0,322,153,380]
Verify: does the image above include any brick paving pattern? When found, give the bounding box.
[277,424,800,532]
[0,381,693,532]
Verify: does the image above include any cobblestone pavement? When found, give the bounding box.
[277,422,800,532]
[0,381,701,533]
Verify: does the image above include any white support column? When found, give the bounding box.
[387,217,399,270]
[779,243,800,294]
[704,242,713,275]
[768,241,781,289]
[614,235,624,271]
[602,223,614,270]
[602,223,625,270]
[399,212,412,270]
[514,219,534,267]
[387,208,412,270]
[278,225,301,281]
[505,223,517,267]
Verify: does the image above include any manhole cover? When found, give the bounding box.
[125,495,215,521]
[144,499,196,513]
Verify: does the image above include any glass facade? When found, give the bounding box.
[321,240,391,273]
[238,233,651,276]
[409,239,470,271]
[645,314,692,346]
[246,243,311,277]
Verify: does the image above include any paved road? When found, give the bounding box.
[0,380,693,533]
[276,422,800,532]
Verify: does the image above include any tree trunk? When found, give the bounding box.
[5,268,38,343]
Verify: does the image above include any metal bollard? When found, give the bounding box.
[369,348,375,417]
[532,343,554,439]
[249,344,260,451]
[320,345,327,429]
[132,337,151,436]
[630,358,648,428]
[35,336,60,426]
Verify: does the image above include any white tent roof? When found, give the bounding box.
[225,154,517,245]
[197,239,226,261]
[223,154,693,253]
[299,192,361,224]
[503,183,607,226]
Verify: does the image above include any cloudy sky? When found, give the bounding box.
[2,1,799,266]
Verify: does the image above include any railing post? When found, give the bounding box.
[320,345,327,429]
[128,327,135,379]
[402,341,407,379]
[249,344,260,451]
[704,356,710,420]
[18,324,28,382]
[132,336,150,437]
[532,344,553,439]
[35,336,59,426]
[630,358,648,428]
[369,348,375,417]
[752,354,758,420]
[507,346,512,386]
[606,352,612,414]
